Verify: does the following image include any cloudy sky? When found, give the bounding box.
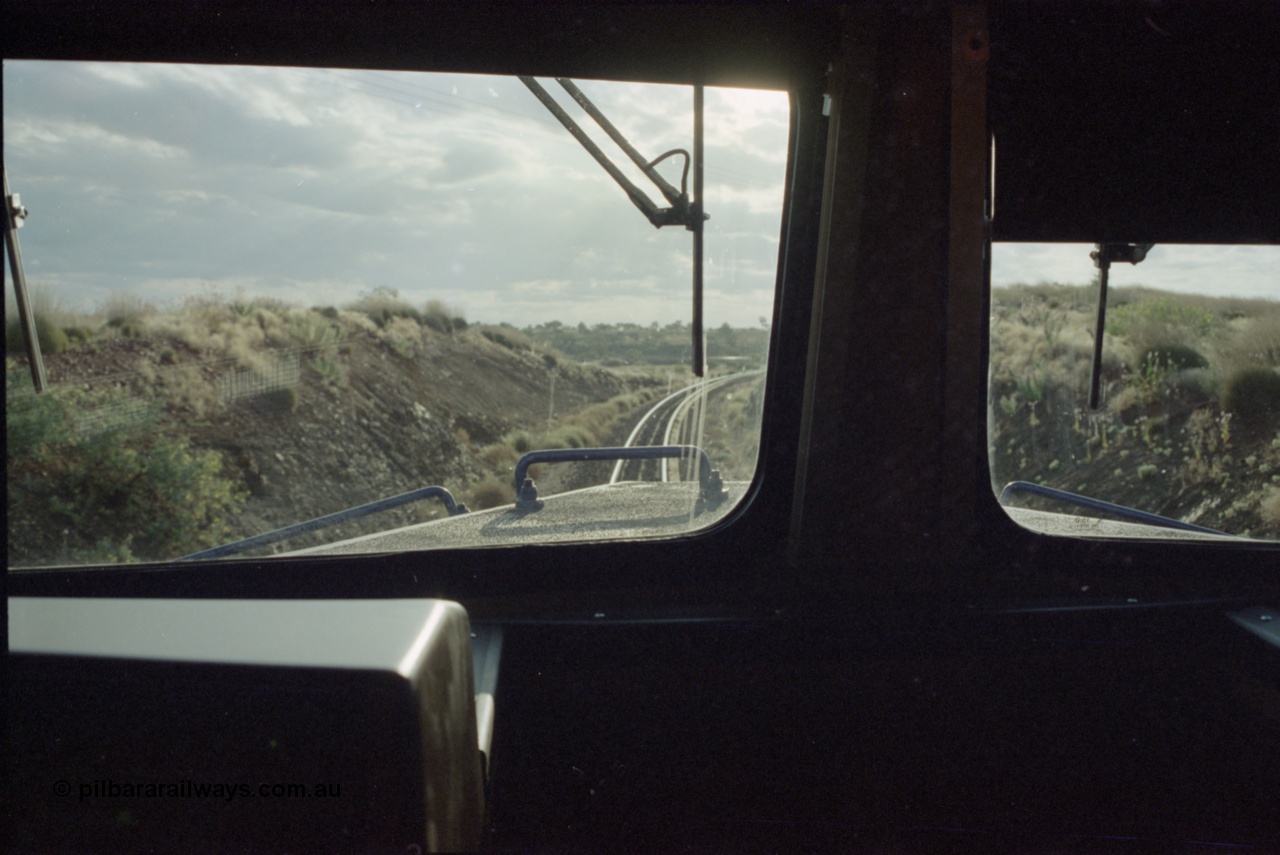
[4,60,1274,333]
[4,60,789,328]
[992,242,1278,299]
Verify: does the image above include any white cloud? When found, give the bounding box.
[4,61,791,329]
[511,279,571,295]
[7,117,185,160]
[706,182,785,216]
[83,62,152,88]
[994,243,1280,300]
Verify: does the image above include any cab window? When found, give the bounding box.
[5,61,790,566]
[989,242,1280,540]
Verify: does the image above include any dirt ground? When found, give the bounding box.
[9,324,660,560]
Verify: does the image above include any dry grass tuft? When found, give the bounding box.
[468,477,515,510]
[1260,486,1280,528]
[481,442,519,469]
[102,291,154,326]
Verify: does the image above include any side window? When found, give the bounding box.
[989,243,1280,541]
[5,61,790,566]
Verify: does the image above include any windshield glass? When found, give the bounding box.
[5,61,790,567]
[989,242,1280,540]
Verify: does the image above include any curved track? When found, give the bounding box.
[610,370,762,485]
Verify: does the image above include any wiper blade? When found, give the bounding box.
[179,485,469,561]
[999,481,1228,536]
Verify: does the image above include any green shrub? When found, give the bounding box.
[250,296,290,314]
[346,287,420,329]
[1138,343,1208,372]
[56,537,139,566]
[421,299,467,334]
[1222,367,1280,423]
[369,307,419,328]
[1227,313,1280,368]
[545,425,594,450]
[47,431,244,559]
[422,313,450,333]
[102,291,152,325]
[5,315,71,354]
[288,312,343,349]
[261,386,299,413]
[482,329,515,349]
[480,442,518,469]
[505,430,534,454]
[480,325,533,351]
[5,369,68,458]
[106,316,147,338]
[1171,367,1217,397]
[1107,296,1214,339]
[7,379,246,562]
[422,300,455,333]
[63,325,95,343]
[310,355,346,388]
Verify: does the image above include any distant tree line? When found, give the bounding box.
[520,320,768,365]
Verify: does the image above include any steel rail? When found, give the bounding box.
[662,372,760,480]
[609,381,701,483]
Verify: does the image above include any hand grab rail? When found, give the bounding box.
[513,445,726,510]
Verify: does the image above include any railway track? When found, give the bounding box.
[610,370,762,485]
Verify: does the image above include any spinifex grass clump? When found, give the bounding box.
[422,299,466,333]
[1138,343,1208,372]
[1223,367,1280,425]
[5,314,70,354]
[480,327,534,352]
[1106,294,1215,340]
[346,286,421,329]
[467,477,516,510]
[262,386,299,414]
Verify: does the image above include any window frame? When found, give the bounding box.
[6,15,834,609]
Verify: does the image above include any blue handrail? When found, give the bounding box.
[514,445,726,509]
[179,485,468,560]
[998,481,1226,535]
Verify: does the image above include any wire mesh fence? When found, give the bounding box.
[39,350,308,441]
[218,351,301,405]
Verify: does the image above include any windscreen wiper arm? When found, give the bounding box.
[519,77,708,376]
[518,76,697,229]
[999,481,1227,535]
[178,485,469,561]
[1088,242,1153,409]
[4,165,48,393]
